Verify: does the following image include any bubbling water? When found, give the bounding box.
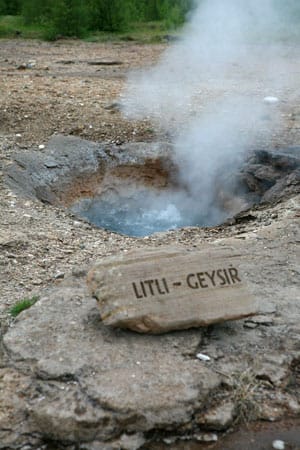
[70,187,227,237]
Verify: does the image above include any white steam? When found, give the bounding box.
[121,0,291,228]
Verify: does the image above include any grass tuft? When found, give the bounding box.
[230,369,263,425]
[9,296,39,318]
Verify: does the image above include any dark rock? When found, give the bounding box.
[5,135,173,207]
[104,102,122,111]
[252,148,300,170]
[246,164,282,183]
[240,147,300,205]
[56,60,76,64]
[17,63,28,70]
[262,170,300,203]
[87,60,123,66]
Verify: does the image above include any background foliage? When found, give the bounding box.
[1,0,299,40]
[0,0,194,38]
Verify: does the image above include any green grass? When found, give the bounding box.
[0,15,180,43]
[0,15,44,39]
[85,21,180,44]
[9,296,39,318]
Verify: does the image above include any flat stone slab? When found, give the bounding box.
[2,279,220,447]
[87,246,258,333]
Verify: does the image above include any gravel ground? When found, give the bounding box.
[1,39,300,314]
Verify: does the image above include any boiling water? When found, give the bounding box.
[71,188,226,237]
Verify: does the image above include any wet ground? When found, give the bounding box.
[146,419,300,449]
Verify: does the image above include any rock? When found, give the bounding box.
[0,231,28,249]
[272,440,285,450]
[4,135,172,207]
[104,102,122,111]
[57,60,76,64]
[243,321,258,329]
[78,433,145,450]
[0,368,41,449]
[240,147,300,204]
[17,63,27,70]
[196,353,211,362]
[262,170,300,203]
[53,271,65,280]
[245,164,282,184]
[87,60,123,66]
[196,402,235,430]
[252,148,300,170]
[259,403,284,422]
[87,245,257,334]
[195,433,218,442]
[255,362,290,387]
[3,277,220,446]
[244,314,274,326]
[112,433,146,450]
[286,397,300,414]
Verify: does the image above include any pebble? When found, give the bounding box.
[39,144,45,150]
[245,315,274,326]
[163,438,175,445]
[243,321,258,329]
[196,353,211,362]
[272,440,285,450]
[73,221,83,227]
[196,433,218,442]
[54,272,65,280]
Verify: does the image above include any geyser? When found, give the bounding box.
[71,190,190,237]
[70,186,228,237]
[6,2,298,238]
[121,0,295,231]
[5,135,299,237]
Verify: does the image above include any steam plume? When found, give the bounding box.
[121,0,292,226]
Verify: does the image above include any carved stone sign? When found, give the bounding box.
[87,246,257,334]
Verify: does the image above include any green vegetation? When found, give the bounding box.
[0,0,193,40]
[1,0,299,42]
[84,21,180,44]
[9,296,39,318]
[0,15,44,38]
